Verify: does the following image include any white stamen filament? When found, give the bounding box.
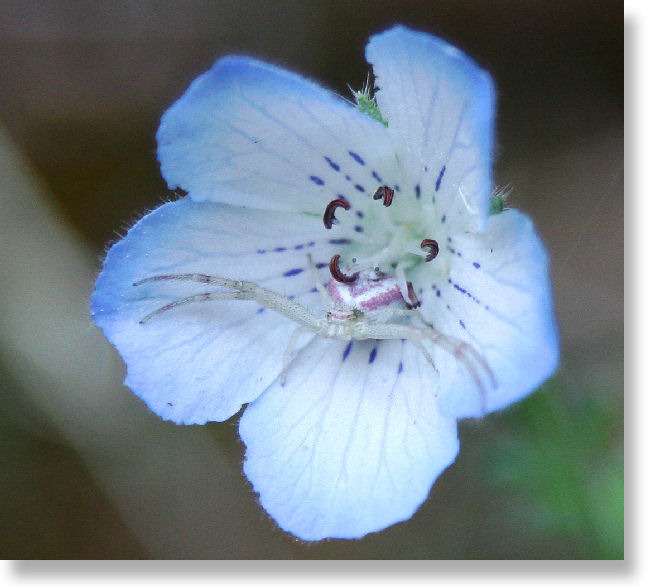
[403,244,431,259]
[395,260,416,302]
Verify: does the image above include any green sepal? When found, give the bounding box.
[489,195,505,215]
[355,92,388,127]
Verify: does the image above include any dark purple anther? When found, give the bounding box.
[323,198,351,229]
[372,186,395,207]
[420,238,440,262]
[329,254,359,284]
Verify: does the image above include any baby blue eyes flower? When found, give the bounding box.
[91,26,558,541]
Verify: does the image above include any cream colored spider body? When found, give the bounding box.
[134,269,495,409]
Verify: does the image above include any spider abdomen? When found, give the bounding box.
[326,270,405,321]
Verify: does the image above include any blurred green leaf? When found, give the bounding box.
[486,371,623,559]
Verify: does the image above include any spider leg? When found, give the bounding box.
[381,307,430,327]
[428,331,496,388]
[410,339,440,376]
[411,309,434,328]
[424,330,496,414]
[281,326,313,386]
[134,273,324,331]
[134,273,240,288]
[138,291,241,324]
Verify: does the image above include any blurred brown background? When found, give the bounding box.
[0,1,622,559]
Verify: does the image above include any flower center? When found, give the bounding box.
[322,186,441,303]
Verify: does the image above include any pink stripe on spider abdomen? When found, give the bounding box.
[359,286,404,310]
[327,273,405,312]
[327,280,345,304]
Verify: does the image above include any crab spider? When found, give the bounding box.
[133,267,496,412]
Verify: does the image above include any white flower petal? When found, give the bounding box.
[414,210,559,418]
[157,56,397,214]
[92,197,345,424]
[239,336,459,541]
[366,25,495,230]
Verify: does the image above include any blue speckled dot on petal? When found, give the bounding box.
[348,151,365,165]
[369,347,377,363]
[283,268,303,277]
[435,166,446,191]
[324,156,340,171]
[342,341,353,361]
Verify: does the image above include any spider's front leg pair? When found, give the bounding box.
[134,273,326,331]
[135,273,328,387]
